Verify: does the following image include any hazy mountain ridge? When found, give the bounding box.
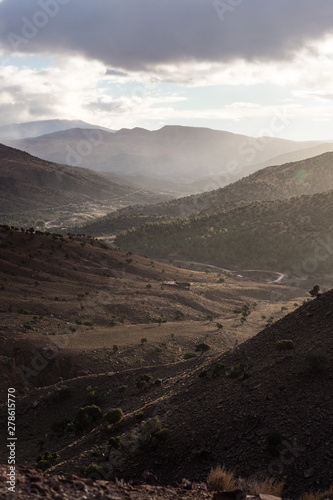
[81,151,333,236]
[6,125,328,194]
[0,119,115,141]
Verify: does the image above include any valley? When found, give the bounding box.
[1,127,333,499]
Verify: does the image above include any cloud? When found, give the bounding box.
[0,0,332,72]
[105,69,128,77]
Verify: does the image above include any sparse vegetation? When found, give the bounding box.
[45,385,71,403]
[207,465,236,492]
[104,408,124,425]
[36,451,60,471]
[195,342,211,353]
[74,405,103,432]
[276,339,295,351]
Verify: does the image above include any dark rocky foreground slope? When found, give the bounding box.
[0,465,214,500]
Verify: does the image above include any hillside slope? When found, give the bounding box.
[115,189,333,279]
[0,143,170,227]
[82,152,333,236]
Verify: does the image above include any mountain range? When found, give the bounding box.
[0,119,115,141]
[5,124,333,194]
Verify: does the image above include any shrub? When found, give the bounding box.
[104,408,124,425]
[155,428,170,442]
[118,385,127,393]
[195,343,211,353]
[174,310,185,321]
[74,405,103,432]
[137,373,152,383]
[113,344,119,353]
[137,417,169,450]
[154,379,162,386]
[45,385,71,403]
[184,352,197,360]
[136,380,148,390]
[86,388,103,405]
[141,337,147,345]
[81,463,109,481]
[276,340,295,351]
[247,476,285,496]
[207,465,236,492]
[199,369,207,378]
[212,363,225,378]
[303,351,330,374]
[36,451,60,471]
[226,364,245,379]
[135,411,144,421]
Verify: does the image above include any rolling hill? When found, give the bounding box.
[0,143,171,228]
[115,188,333,280]
[81,151,333,236]
[6,125,330,194]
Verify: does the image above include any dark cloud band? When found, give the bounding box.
[0,0,332,70]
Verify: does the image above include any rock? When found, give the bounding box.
[259,495,282,500]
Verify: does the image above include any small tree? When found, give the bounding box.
[195,343,211,354]
[74,405,103,432]
[141,337,147,345]
[104,408,124,425]
[309,285,320,297]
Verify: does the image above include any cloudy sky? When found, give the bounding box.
[0,0,333,140]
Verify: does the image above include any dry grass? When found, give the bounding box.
[207,466,236,492]
[247,476,285,496]
[298,484,333,500]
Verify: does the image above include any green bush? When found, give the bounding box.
[86,388,103,405]
[104,408,124,425]
[118,385,127,393]
[74,405,103,432]
[155,428,170,442]
[45,385,71,403]
[135,411,144,421]
[154,379,162,386]
[137,373,152,383]
[36,451,60,471]
[81,463,109,481]
[137,417,169,450]
[276,340,295,351]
